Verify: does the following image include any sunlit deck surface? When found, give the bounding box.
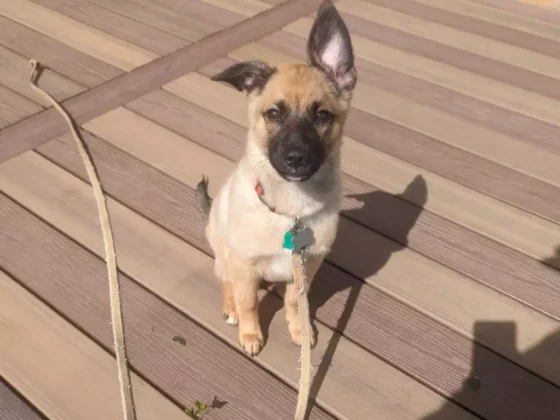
[1,0,560,419]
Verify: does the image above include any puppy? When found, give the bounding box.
[197,0,357,356]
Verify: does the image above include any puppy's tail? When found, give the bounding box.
[195,174,213,219]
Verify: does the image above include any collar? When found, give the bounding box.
[255,179,276,213]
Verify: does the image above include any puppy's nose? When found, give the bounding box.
[283,148,309,169]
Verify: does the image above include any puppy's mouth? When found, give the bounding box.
[270,150,322,183]
[282,172,313,182]
[282,175,311,182]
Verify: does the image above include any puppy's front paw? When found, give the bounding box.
[239,332,264,357]
[288,322,317,348]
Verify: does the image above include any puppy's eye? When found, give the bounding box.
[265,108,280,121]
[315,110,331,123]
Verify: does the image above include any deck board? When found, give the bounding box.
[29,0,189,55]
[469,0,560,25]
[0,380,45,420]
[0,1,157,71]
[385,0,560,42]
[86,0,241,41]
[1,0,560,418]
[0,85,41,127]
[0,15,122,87]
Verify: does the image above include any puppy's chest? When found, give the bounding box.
[257,251,295,282]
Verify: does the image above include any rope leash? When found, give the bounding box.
[29,59,313,420]
[29,60,136,420]
[292,253,312,420]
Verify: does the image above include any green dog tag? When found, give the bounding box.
[283,224,313,253]
[283,230,294,250]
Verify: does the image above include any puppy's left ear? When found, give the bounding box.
[211,61,276,94]
[307,0,357,92]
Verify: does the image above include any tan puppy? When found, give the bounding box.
[197,0,357,356]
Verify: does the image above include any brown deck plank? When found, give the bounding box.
[0,269,189,420]
[199,0,271,16]
[0,15,122,87]
[0,195,337,420]
[0,1,157,72]
[167,70,560,268]
[469,0,560,25]
[28,0,188,55]
[0,380,45,420]
[0,85,41,128]
[261,0,286,5]
[85,0,237,42]
[263,30,560,155]
[5,141,560,419]
[125,0,247,31]
[389,0,560,42]
[154,0,252,24]
[0,154,464,420]
[352,0,560,58]
[0,0,326,163]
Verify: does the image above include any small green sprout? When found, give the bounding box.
[184,400,209,419]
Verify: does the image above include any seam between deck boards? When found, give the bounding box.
[0,0,326,164]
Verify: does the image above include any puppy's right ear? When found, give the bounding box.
[211,61,276,94]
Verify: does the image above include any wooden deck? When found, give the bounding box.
[1,0,560,419]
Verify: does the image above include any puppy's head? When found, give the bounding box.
[211,0,356,182]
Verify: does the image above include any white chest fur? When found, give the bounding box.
[258,251,295,282]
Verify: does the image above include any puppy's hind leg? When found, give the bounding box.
[226,253,263,356]
[206,233,239,326]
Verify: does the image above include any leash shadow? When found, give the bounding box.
[305,175,427,411]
